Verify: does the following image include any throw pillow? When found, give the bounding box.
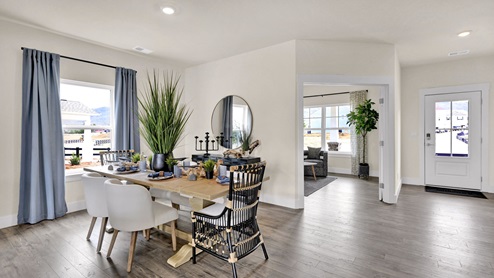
[307,147,321,159]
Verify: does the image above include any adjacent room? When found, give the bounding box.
[1,1,494,277]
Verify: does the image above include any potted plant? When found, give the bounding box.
[166,156,177,170]
[203,159,216,179]
[346,99,379,179]
[131,153,141,163]
[70,153,81,166]
[138,71,192,172]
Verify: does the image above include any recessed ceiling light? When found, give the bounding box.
[133,46,153,54]
[162,6,175,15]
[457,31,471,37]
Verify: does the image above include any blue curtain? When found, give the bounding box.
[18,48,67,224]
[114,67,140,152]
[222,96,233,148]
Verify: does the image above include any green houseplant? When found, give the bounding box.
[69,154,81,166]
[138,71,192,171]
[203,159,216,179]
[346,99,379,178]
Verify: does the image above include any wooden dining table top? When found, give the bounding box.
[83,166,230,201]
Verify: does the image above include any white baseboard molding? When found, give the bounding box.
[328,167,379,178]
[67,200,86,213]
[402,177,424,186]
[0,214,17,230]
[0,200,86,230]
[328,167,351,175]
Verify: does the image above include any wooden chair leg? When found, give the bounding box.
[145,229,150,241]
[171,221,176,251]
[106,229,119,258]
[231,263,238,278]
[127,231,138,272]
[86,217,97,240]
[96,217,108,253]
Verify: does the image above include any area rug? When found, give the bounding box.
[425,186,487,199]
[304,176,337,197]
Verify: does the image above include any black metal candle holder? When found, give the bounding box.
[194,132,228,158]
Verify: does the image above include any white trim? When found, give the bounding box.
[328,167,351,175]
[0,214,17,230]
[66,171,84,182]
[402,177,424,186]
[297,74,396,208]
[419,83,489,191]
[67,200,87,213]
[327,152,351,158]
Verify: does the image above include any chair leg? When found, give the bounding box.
[127,231,138,272]
[261,243,269,260]
[107,229,119,258]
[192,246,196,264]
[231,263,238,278]
[96,217,108,253]
[144,229,150,241]
[171,221,176,251]
[86,217,97,240]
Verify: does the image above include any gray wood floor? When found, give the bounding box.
[2,176,494,278]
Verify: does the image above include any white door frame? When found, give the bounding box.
[296,74,397,208]
[419,83,490,191]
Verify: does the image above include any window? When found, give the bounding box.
[60,80,114,172]
[304,104,351,153]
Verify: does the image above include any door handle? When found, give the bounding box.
[426,143,435,146]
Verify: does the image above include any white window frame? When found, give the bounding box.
[61,79,115,175]
[304,103,352,155]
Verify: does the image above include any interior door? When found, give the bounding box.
[424,91,481,190]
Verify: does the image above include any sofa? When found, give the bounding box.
[304,149,328,177]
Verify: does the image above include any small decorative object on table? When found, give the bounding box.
[194,132,227,159]
[147,171,173,180]
[203,159,216,179]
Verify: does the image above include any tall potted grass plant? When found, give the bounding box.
[138,71,192,171]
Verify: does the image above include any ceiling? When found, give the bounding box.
[1,0,493,67]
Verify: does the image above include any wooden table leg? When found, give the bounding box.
[166,197,211,268]
[311,165,317,181]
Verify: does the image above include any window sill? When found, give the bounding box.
[327,151,352,158]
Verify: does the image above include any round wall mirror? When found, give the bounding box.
[211,95,253,149]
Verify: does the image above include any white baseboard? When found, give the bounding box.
[328,167,351,175]
[402,177,424,186]
[0,214,17,230]
[0,200,86,230]
[67,200,86,213]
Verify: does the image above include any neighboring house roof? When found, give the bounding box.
[60,99,98,116]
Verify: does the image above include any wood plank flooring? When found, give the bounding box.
[1,176,494,277]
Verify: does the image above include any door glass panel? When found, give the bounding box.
[452,100,469,157]
[435,101,451,156]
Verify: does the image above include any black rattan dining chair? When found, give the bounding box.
[99,149,134,166]
[191,161,268,278]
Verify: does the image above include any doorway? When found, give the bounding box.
[420,84,489,192]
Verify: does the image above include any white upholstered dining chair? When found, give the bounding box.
[104,179,179,272]
[81,172,109,253]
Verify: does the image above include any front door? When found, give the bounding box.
[424,91,481,190]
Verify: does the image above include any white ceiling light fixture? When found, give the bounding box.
[457,30,471,37]
[162,6,175,15]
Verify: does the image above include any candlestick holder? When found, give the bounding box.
[194,132,228,158]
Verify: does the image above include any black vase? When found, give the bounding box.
[152,154,167,172]
[205,170,214,179]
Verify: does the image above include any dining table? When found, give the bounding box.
[83,165,231,268]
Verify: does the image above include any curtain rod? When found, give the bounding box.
[303,90,368,99]
[21,47,116,69]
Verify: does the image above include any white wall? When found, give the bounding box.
[303,85,381,176]
[401,55,494,191]
[0,19,182,228]
[184,41,297,208]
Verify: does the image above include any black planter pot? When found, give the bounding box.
[205,170,214,179]
[152,154,170,172]
[358,163,369,179]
